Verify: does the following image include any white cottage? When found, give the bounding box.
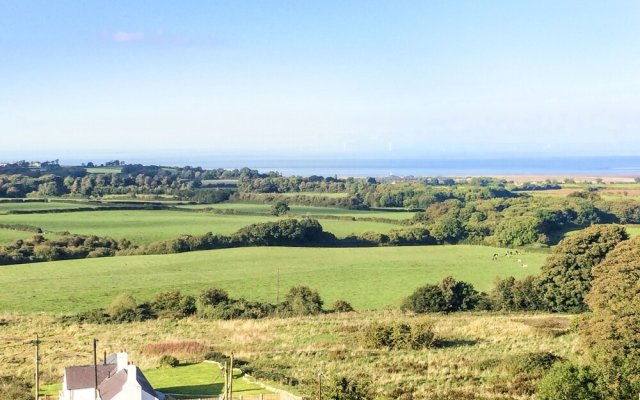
[59,352,162,400]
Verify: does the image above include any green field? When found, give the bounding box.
[0,245,545,313]
[0,209,400,244]
[626,224,640,237]
[180,202,416,220]
[86,166,123,173]
[278,191,349,198]
[40,362,267,397]
[0,228,35,245]
[0,201,96,214]
[145,363,268,396]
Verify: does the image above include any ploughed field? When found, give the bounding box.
[0,245,545,313]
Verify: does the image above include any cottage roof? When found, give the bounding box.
[64,364,117,390]
[98,366,158,400]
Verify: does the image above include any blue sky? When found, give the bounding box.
[1,0,639,160]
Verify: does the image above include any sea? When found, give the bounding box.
[43,154,640,178]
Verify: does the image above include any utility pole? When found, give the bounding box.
[93,338,98,400]
[34,335,41,400]
[317,371,324,400]
[276,268,280,304]
[228,353,234,400]
[222,361,228,400]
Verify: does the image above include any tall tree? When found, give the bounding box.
[581,236,640,399]
[537,224,628,312]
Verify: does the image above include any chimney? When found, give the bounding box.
[116,352,128,372]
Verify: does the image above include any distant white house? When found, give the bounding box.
[59,352,162,400]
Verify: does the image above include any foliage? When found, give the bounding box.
[537,362,600,400]
[332,300,354,313]
[282,286,324,316]
[582,236,640,399]
[198,287,230,307]
[508,352,563,375]
[270,200,290,216]
[326,376,373,400]
[198,298,276,320]
[106,293,138,319]
[158,355,179,368]
[537,224,628,312]
[0,375,32,400]
[402,277,481,313]
[151,290,197,318]
[402,284,447,312]
[489,276,545,311]
[495,216,540,247]
[0,233,127,266]
[362,321,436,350]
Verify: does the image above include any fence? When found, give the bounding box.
[165,395,282,400]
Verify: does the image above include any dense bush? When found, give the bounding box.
[158,355,179,368]
[582,236,640,399]
[490,276,545,311]
[198,287,230,307]
[537,362,600,400]
[152,290,197,318]
[282,286,324,316]
[402,277,482,313]
[326,376,372,400]
[537,224,628,312]
[507,352,563,375]
[0,234,128,266]
[0,376,32,400]
[362,321,436,350]
[198,299,276,320]
[332,300,354,313]
[270,200,290,216]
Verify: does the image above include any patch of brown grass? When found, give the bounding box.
[142,340,208,356]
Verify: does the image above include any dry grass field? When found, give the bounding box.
[0,311,579,399]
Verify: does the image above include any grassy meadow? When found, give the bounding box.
[0,245,544,313]
[0,200,97,214]
[179,202,416,220]
[1,311,578,399]
[0,209,403,244]
[40,362,268,397]
[0,228,34,245]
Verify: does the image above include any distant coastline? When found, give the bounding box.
[6,155,640,181]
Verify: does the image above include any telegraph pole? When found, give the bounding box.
[93,338,98,400]
[34,335,40,400]
[228,353,234,400]
[276,268,280,303]
[317,371,323,400]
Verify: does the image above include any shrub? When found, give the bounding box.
[0,376,32,400]
[538,224,628,312]
[508,352,563,375]
[582,236,640,399]
[490,276,545,311]
[282,286,324,316]
[326,376,372,400]
[270,200,290,216]
[537,362,600,400]
[107,293,137,318]
[402,284,447,313]
[152,290,197,318]
[158,355,179,368]
[199,299,275,320]
[198,287,229,307]
[362,321,435,350]
[332,300,354,313]
[403,277,480,313]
